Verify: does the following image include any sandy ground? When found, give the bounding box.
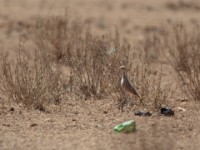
[1,0,200,150]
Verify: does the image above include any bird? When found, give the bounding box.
[119,66,141,100]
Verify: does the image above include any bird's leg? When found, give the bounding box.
[129,94,136,106]
[124,93,129,105]
[139,97,144,105]
[118,90,127,110]
[122,91,130,108]
[126,93,135,107]
[137,94,144,105]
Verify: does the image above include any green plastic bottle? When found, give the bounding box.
[113,120,136,133]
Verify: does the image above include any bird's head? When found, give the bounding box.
[119,65,128,70]
[119,65,126,69]
[119,66,129,74]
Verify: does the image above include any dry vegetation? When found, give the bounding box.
[1,1,200,149]
[0,41,62,110]
[167,24,200,101]
[146,23,200,101]
[0,15,175,112]
[34,15,131,100]
[166,0,200,11]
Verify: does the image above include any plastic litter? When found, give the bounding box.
[113,120,136,133]
[160,107,174,116]
[134,111,152,117]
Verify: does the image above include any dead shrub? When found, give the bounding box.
[166,0,200,11]
[33,15,131,99]
[68,30,131,99]
[141,25,166,63]
[34,14,83,64]
[136,55,172,110]
[32,14,173,110]
[0,42,62,110]
[162,23,200,101]
[142,22,200,101]
[115,48,173,111]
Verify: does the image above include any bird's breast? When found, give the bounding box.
[121,78,124,86]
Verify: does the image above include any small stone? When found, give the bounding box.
[95,124,103,128]
[3,124,10,127]
[176,107,186,112]
[44,118,52,122]
[9,107,14,111]
[74,111,79,115]
[180,99,188,102]
[103,111,108,114]
[72,119,76,121]
[30,123,37,127]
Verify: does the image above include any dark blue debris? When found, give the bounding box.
[160,107,174,116]
[134,111,152,117]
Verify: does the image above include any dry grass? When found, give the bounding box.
[114,48,173,111]
[0,15,175,111]
[166,23,200,101]
[134,53,172,110]
[166,0,200,11]
[141,22,200,101]
[33,15,132,99]
[34,13,83,64]
[67,31,132,99]
[1,1,200,150]
[0,40,62,110]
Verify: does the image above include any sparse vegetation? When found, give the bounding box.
[138,22,200,102]
[166,0,200,11]
[0,41,62,110]
[144,23,200,101]
[0,15,174,111]
[163,23,200,101]
[114,48,173,111]
[34,16,131,99]
[34,14,79,63]
[1,1,200,150]
[34,15,173,110]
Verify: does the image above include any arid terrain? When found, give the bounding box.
[1,0,200,150]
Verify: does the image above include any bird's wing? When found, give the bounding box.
[123,76,141,98]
